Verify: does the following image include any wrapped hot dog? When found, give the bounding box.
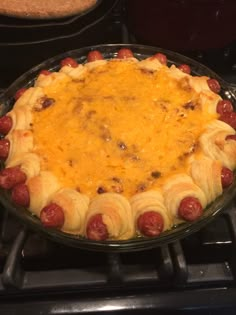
[7,107,32,131]
[0,115,13,135]
[14,87,45,110]
[130,190,172,237]
[163,174,207,223]
[36,71,70,88]
[5,129,33,165]
[190,156,223,204]
[59,64,86,81]
[6,152,41,179]
[84,193,134,241]
[47,188,89,234]
[199,120,236,170]
[27,171,60,217]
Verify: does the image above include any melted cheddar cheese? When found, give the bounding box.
[32,60,217,198]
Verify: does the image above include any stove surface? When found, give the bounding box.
[0,204,236,314]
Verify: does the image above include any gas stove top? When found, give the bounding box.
[0,1,236,314]
[0,204,236,314]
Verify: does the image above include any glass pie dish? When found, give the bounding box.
[0,43,236,252]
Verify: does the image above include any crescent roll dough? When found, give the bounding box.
[27,171,60,216]
[14,87,45,110]
[59,64,87,81]
[6,152,40,179]
[35,71,70,88]
[7,107,32,131]
[188,76,211,93]
[169,64,189,80]
[163,174,207,222]
[190,156,222,205]
[199,91,221,114]
[138,58,163,72]
[85,193,134,240]
[199,120,236,170]
[130,190,172,231]
[85,60,108,71]
[49,188,89,234]
[6,130,33,165]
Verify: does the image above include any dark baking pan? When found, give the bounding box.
[0,0,117,43]
[0,43,236,252]
[0,0,119,88]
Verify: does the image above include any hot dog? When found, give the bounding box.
[60,57,78,68]
[150,53,167,65]
[86,213,109,241]
[14,88,27,101]
[0,166,26,189]
[87,50,104,62]
[219,112,236,129]
[11,183,30,207]
[39,70,51,76]
[85,193,134,240]
[40,203,65,228]
[117,48,134,59]
[163,174,207,222]
[131,190,172,237]
[226,134,236,141]
[0,139,10,160]
[0,115,13,135]
[178,196,203,222]
[221,167,234,188]
[48,188,89,234]
[207,78,221,94]
[217,100,233,116]
[178,64,191,74]
[137,211,164,237]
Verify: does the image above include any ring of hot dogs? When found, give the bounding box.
[0,47,235,242]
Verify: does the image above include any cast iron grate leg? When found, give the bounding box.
[170,241,188,285]
[2,228,27,289]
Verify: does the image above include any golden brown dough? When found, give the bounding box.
[50,188,89,234]
[35,72,70,88]
[85,60,108,71]
[163,174,207,223]
[14,87,45,110]
[199,120,236,170]
[130,190,172,231]
[138,58,162,72]
[85,193,134,240]
[6,130,33,165]
[188,76,211,93]
[6,152,41,179]
[7,107,32,131]
[190,156,222,205]
[27,171,60,217]
[199,91,221,114]
[59,65,87,81]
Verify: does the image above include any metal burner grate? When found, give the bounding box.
[0,206,236,314]
[0,205,236,292]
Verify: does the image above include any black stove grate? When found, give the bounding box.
[1,205,236,314]
[0,204,236,293]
